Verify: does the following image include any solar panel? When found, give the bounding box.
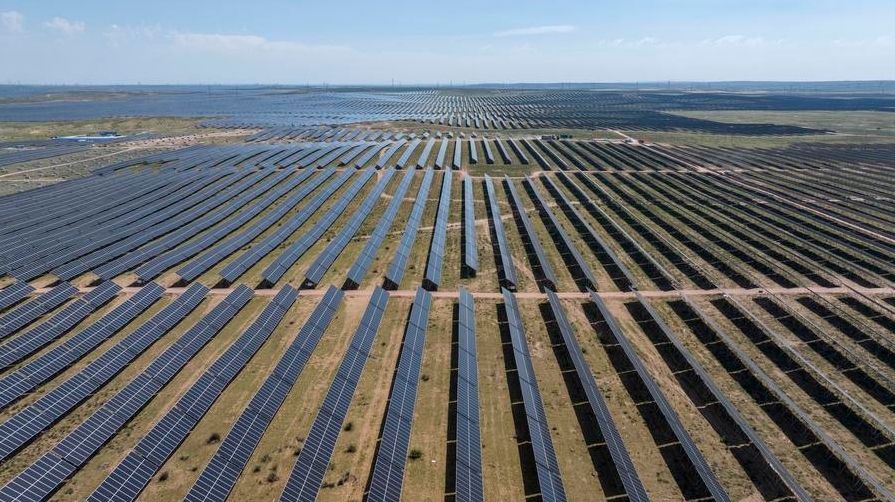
[0,282,34,312]
[220,168,355,284]
[0,283,207,461]
[544,291,647,502]
[455,287,484,502]
[423,170,453,290]
[494,139,512,164]
[468,139,479,164]
[367,287,432,501]
[416,138,437,168]
[0,281,121,369]
[462,175,479,276]
[385,169,434,288]
[264,168,376,284]
[483,176,518,291]
[501,289,567,502]
[481,139,494,164]
[177,168,335,282]
[452,138,462,169]
[0,282,78,340]
[376,140,407,168]
[345,167,415,288]
[396,139,421,168]
[280,287,390,502]
[87,287,297,502]
[435,139,449,169]
[588,291,730,501]
[524,175,598,290]
[303,168,397,287]
[504,176,557,291]
[540,175,637,289]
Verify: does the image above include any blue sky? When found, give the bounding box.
[1,0,893,84]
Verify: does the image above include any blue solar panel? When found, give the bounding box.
[484,176,518,291]
[184,286,344,502]
[502,289,567,502]
[385,169,434,288]
[504,176,557,291]
[280,287,389,502]
[423,170,452,290]
[455,287,484,502]
[367,287,431,501]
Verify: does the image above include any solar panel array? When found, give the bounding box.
[416,138,437,168]
[541,175,637,289]
[345,167,416,288]
[303,168,397,287]
[88,286,297,502]
[0,281,120,369]
[455,287,484,502]
[367,287,432,501]
[385,168,434,288]
[504,176,557,291]
[544,290,648,502]
[220,168,355,284]
[0,281,34,312]
[588,291,730,501]
[0,283,207,461]
[134,169,314,281]
[176,168,335,282]
[184,286,344,502]
[423,169,453,290]
[462,175,479,276]
[524,175,598,290]
[376,140,407,168]
[396,138,421,168]
[0,286,252,502]
[501,289,567,502]
[92,169,287,280]
[353,141,390,169]
[469,139,479,164]
[0,282,165,411]
[484,175,518,291]
[280,286,390,502]
[264,168,376,284]
[0,282,78,340]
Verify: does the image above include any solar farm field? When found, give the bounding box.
[2,88,895,502]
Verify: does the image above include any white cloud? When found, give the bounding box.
[103,23,162,46]
[702,35,765,46]
[493,25,575,37]
[594,37,661,47]
[170,32,350,54]
[1,11,24,33]
[44,17,85,35]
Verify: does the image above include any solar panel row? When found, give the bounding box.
[220,168,355,284]
[280,287,390,502]
[95,168,292,280]
[501,289,567,502]
[354,141,391,169]
[453,138,462,169]
[0,281,34,312]
[135,169,315,281]
[385,169,434,288]
[50,169,269,281]
[303,168,397,287]
[481,139,494,164]
[396,138,421,168]
[345,167,416,288]
[87,286,297,502]
[540,175,637,289]
[376,140,408,168]
[367,287,432,501]
[588,291,730,501]
[468,139,479,165]
[503,176,558,291]
[435,139,449,169]
[0,282,78,340]
[543,291,648,502]
[462,175,479,276]
[455,287,484,502]
[263,168,377,284]
[0,283,165,411]
[494,139,512,164]
[177,168,336,282]
[416,138,437,168]
[484,176,518,291]
[524,175,597,290]
[423,169,453,290]
[0,281,121,369]
[0,286,252,502]
[0,283,207,461]
[184,286,344,502]
[9,170,239,281]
